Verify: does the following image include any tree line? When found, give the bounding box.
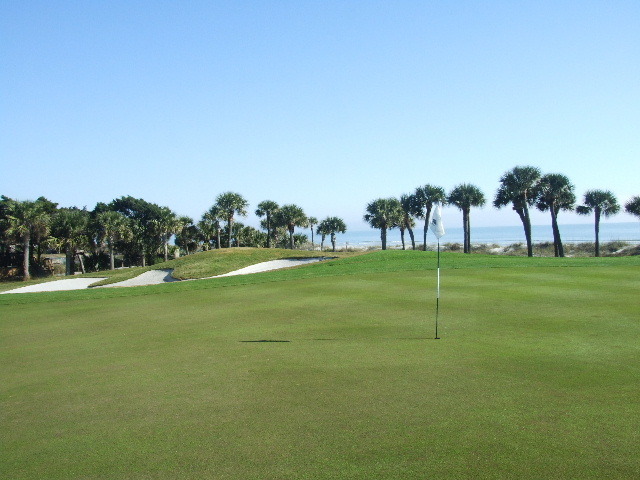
[0,193,347,281]
[2,166,639,281]
[364,166,640,257]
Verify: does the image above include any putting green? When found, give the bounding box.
[1,252,638,479]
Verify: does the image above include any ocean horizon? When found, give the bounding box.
[323,222,640,248]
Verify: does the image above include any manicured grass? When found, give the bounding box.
[1,251,639,479]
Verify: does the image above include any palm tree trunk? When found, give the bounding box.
[77,252,86,274]
[550,206,564,257]
[423,205,433,251]
[517,207,534,257]
[331,233,336,252]
[23,232,31,281]
[381,227,387,250]
[109,241,115,270]
[266,215,272,248]
[289,229,294,250]
[594,209,601,257]
[164,234,169,262]
[228,218,233,248]
[423,216,428,251]
[65,246,74,275]
[407,226,415,250]
[467,209,472,253]
[463,209,470,253]
[400,227,406,250]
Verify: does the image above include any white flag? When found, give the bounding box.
[430,203,445,239]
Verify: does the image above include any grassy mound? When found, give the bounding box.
[1,251,639,478]
[87,247,352,286]
[0,248,353,292]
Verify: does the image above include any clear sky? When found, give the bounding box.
[2,1,639,231]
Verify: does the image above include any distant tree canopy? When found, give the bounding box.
[414,185,446,251]
[625,196,640,220]
[1,167,636,280]
[494,166,541,257]
[448,184,485,254]
[255,200,279,248]
[274,204,308,250]
[317,216,347,252]
[535,174,575,257]
[108,196,170,267]
[576,190,620,257]
[363,198,403,250]
[213,192,248,248]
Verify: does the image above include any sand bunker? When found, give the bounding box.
[100,269,179,288]
[0,277,107,294]
[207,257,326,278]
[1,257,329,294]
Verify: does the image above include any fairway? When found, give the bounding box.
[1,252,639,479]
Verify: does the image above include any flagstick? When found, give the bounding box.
[435,239,440,339]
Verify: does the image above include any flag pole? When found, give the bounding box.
[429,202,445,340]
[435,239,440,339]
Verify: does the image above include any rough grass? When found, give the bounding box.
[1,251,639,479]
[0,248,355,292]
[87,247,354,286]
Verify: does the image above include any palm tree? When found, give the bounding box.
[318,217,347,252]
[494,166,541,257]
[625,196,640,221]
[214,192,248,248]
[576,190,620,257]
[3,198,50,280]
[108,196,168,266]
[363,198,403,250]
[448,184,485,254]
[174,216,196,255]
[255,200,279,248]
[535,174,576,257]
[128,219,148,266]
[51,208,90,275]
[274,204,308,249]
[316,222,328,251]
[235,224,265,248]
[96,210,130,270]
[202,206,224,249]
[399,194,418,250]
[31,197,58,265]
[154,207,180,262]
[292,233,308,248]
[307,216,318,248]
[414,185,446,251]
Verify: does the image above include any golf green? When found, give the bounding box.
[1,252,638,479]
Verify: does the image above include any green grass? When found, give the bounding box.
[0,248,353,292]
[86,247,352,286]
[1,250,639,479]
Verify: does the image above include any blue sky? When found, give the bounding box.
[2,1,639,231]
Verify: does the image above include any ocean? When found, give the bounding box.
[329,222,640,249]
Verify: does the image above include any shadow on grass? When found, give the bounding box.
[240,340,291,343]
[240,338,437,342]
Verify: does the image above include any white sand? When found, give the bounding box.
[0,277,107,294]
[1,258,329,294]
[100,269,179,288]
[207,257,327,278]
